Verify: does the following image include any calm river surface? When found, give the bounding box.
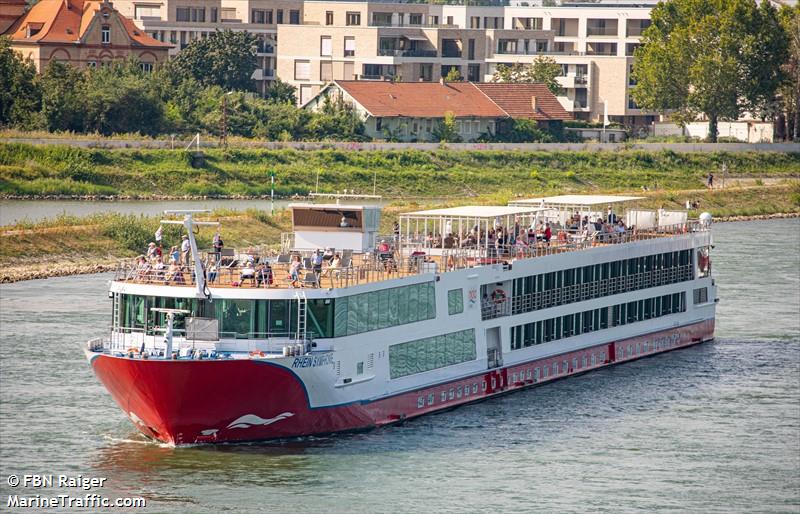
[1,219,798,513]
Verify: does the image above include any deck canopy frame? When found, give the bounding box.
[508,195,646,228]
[399,205,548,256]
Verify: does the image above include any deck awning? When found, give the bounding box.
[402,205,545,220]
[509,195,644,208]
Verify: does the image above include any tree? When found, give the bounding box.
[777,5,800,140]
[432,111,461,142]
[306,95,366,140]
[631,0,788,142]
[0,36,41,128]
[82,60,166,135]
[491,57,562,94]
[171,30,259,92]
[264,78,297,104]
[444,67,463,82]
[40,61,87,132]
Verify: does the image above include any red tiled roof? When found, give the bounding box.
[4,0,169,47]
[334,81,507,118]
[475,83,572,121]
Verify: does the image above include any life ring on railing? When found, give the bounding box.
[491,288,506,304]
[249,351,265,358]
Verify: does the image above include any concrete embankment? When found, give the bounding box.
[1,212,796,284]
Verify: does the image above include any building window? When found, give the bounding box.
[101,25,110,44]
[277,9,283,24]
[86,61,96,68]
[409,13,422,25]
[320,36,332,56]
[289,10,300,24]
[628,64,637,86]
[628,96,640,109]
[470,16,480,28]
[134,5,160,20]
[430,15,439,25]
[320,61,332,81]
[536,40,548,53]
[325,11,333,25]
[294,60,310,80]
[139,62,153,73]
[468,63,480,82]
[221,8,236,21]
[346,12,361,26]
[344,37,355,57]
[448,289,463,315]
[251,9,272,24]
[468,39,475,60]
[446,16,453,25]
[419,63,432,82]
[210,7,217,22]
[176,7,189,21]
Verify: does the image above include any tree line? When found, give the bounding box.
[0,32,367,141]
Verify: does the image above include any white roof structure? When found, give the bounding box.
[289,203,380,210]
[510,195,644,207]
[402,205,545,219]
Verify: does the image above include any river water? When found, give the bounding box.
[0,219,798,513]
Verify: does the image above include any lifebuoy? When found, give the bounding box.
[249,351,265,358]
[491,288,506,304]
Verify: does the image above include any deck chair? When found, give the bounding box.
[301,271,320,288]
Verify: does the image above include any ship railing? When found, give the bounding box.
[101,328,316,356]
[114,257,425,289]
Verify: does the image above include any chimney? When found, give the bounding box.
[531,96,538,112]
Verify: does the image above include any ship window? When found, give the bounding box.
[552,363,558,375]
[457,386,462,398]
[464,384,470,396]
[388,329,476,379]
[448,288,463,315]
[527,369,532,380]
[563,360,569,374]
[417,396,425,408]
[583,355,588,368]
[592,354,597,366]
[573,358,578,370]
[428,393,435,405]
[512,373,518,383]
[534,367,539,380]
[441,391,447,402]
[334,282,435,337]
[449,388,455,400]
[357,361,364,375]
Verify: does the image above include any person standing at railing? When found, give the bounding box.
[289,255,302,288]
[180,235,190,265]
[213,232,224,263]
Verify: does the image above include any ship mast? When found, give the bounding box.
[161,210,219,298]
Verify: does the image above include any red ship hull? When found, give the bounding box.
[88,319,714,445]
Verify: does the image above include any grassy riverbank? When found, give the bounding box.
[1,142,800,198]
[1,182,798,283]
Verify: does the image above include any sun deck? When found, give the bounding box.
[114,221,707,290]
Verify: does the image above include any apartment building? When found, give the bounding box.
[279,1,656,127]
[112,0,657,127]
[112,0,304,94]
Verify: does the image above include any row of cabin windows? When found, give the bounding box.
[389,329,476,379]
[507,250,693,317]
[510,292,686,350]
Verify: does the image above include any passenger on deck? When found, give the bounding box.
[166,259,184,284]
[146,242,159,261]
[289,255,302,287]
[241,260,256,286]
[207,262,218,284]
[544,223,552,245]
[213,232,224,262]
[153,256,166,281]
[136,255,151,280]
[311,249,324,274]
[443,233,455,249]
[180,235,190,264]
[256,262,273,288]
[169,245,180,264]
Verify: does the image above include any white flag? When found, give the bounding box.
[155,225,163,242]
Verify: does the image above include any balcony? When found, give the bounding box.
[586,20,618,37]
[378,48,438,58]
[558,98,589,111]
[557,75,588,88]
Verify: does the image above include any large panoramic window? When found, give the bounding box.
[389,329,476,379]
[333,282,435,337]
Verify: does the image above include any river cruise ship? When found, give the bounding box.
[86,196,717,445]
